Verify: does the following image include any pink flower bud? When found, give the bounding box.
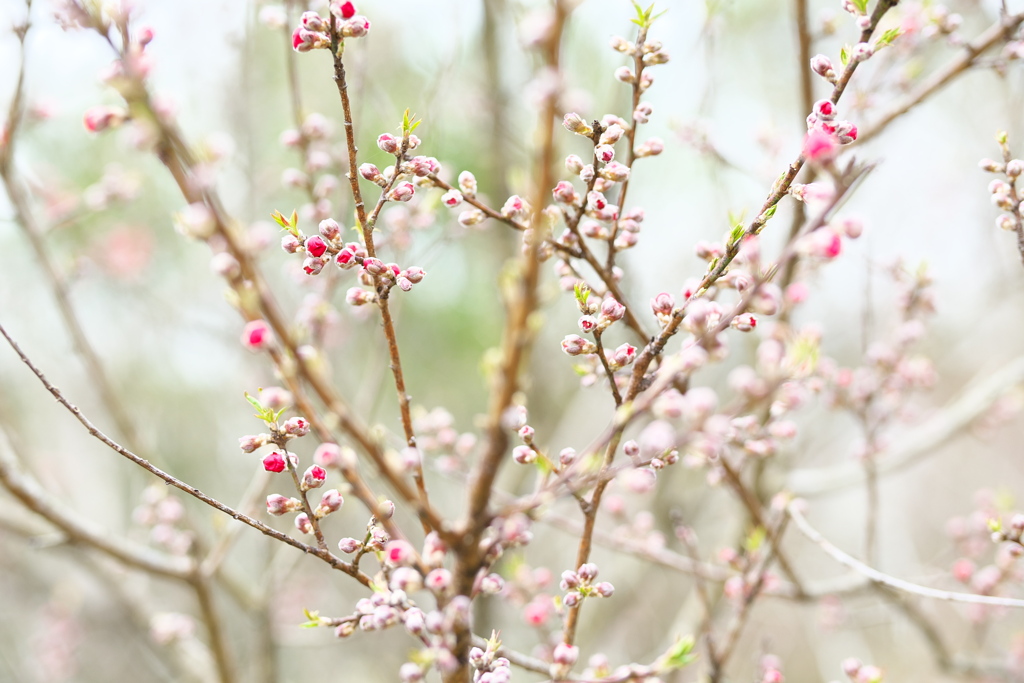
[385,539,416,567]
[600,124,624,146]
[512,445,536,464]
[458,209,485,226]
[333,1,356,19]
[561,334,596,356]
[266,494,300,516]
[301,465,326,490]
[458,170,477,196]
[281,234,301,254]
[594,581,615,597]
[553,643,579,666]
[595,144,615,163]
[239,434,268,453]
[479,573,504,594]
[305,235,328,258]
[83,105,127,133]
[338,537,361,553]
[359,163,383,183]
[346,287,376,306]
[812,99,836,121]
[651,292,675,318]
[403,266,425,283]
[802,129,838,162]
[300,11,327,31]
[635,137,664,157]
[811,54,834,79]
[633,102,653,124]
[262,452,287,473]
[314,489,343,517]
[425,568,452,593]
[600,297,625,322]
[562,112,593,136]
[731,313,757,332]
[388,182,415,202]
[553,181,579,205]
[578,315,598,333]
[850,42,873,62]
[377,133,399,154]
[599,161,631,183]
[341,16,370,38]
[241,320,273,350]
[565,154,585,173]
[501,195,526,218]
[610,343,637,368]
[834,120,857,144]
[282,416,310,437]
[294,513,312,534]
[441,189,463,207]
[302,256,325,275]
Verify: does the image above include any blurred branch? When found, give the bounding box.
[0,6,142,452]
[787,354,1024,496]
[857,11,1024,146]
[788,501,1024,608]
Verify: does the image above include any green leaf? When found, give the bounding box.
[728,223,745,245]
[852,0,868,12]
[301,609,322,628]
[840,45,850,66]
[744,525,766,553]
[574,282,591,306]
[875,27,902,48]
[270,209,299,237]
[658,635,697,671]
[988,518,1003,533]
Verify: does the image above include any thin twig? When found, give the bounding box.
[788,501,1024,608]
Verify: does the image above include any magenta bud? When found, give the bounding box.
[359,163,383,183]
[282,416,311,437]
[553,643,579,666]
[385,539,417,567]
[595,144,615,163]
[578,315,598,333]
[301,465,327,491]
[314,442,341,467]
[305,235,327,257]
[302,256,325,275]
[388,182,415,202]
[518,425,535,442]
[600,297,625,322]
[425,568,452,593]
[441,189,463,207]
[553,181,579,205]
[262,452,287,473]
[242,320,273,351]
[403,266,426,283]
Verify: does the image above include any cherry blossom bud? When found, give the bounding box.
[501,195,526,218]
[281,234,301,254]
[425,568,452,593]
[518,425,535,442]
[594,581,615,597]
[600,124,624,146]
[359,163,383,183]
[599,162,630,182]
[302,256,325,275]
[812,99,836,121]
[803,129,838,162]
[338,537,361,553]
[600,297,625,322]
[388,182,415,202]
[262,452,286,473]
[458,209,485,226]
[979,158,1004,173]
[385,539,417,567]
[651,292,675,319]
[633,102,653,124]
[301,465,326,490]
[563,592,580,608]
[83,105,127,133]
[267,494,300,516]
[595,144,615,163]
[314,489,344,517]
[441,189,463,207]
[565,154,585,174]
[563,112,593,136]
[851,42,873,61]
[300,11,327,31]
[458,170,478,196]
[294,513,312,534]
[480,573,504,594]
[610,343,637,368]
[283,417,310,437]
[304,235,327,258]
[561,334,596,356]
[377,133,399,154]
[610,36,633,53]
[377,499,396,520]
[1006,159,1023,178]
[553,643,579,666]
[643,50,669,65]
[333,1,356,20]
[731,313,757,332]
[553,181,580,205]
[239,434,268,453]
[292,27,327,52]
[241,320,273,350]
[834,120,857,144]
[635,137,664,157]
[811,54,835,80]
[341,16,370,38]
[614,66,635,83]
[315,218,340,242]
[512,445,536,464]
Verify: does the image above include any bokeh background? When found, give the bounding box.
[1,0,1024,681]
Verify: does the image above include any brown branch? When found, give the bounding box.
[0,321,372,587]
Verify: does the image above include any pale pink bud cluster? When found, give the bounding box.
[805,100,857,151]
[560,562,614,607]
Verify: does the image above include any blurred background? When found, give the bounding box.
[1,0,1024,681]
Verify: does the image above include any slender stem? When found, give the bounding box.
[190,570,237,683]
[788,502,1024,608]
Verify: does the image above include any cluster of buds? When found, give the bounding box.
[989,513,1024,547]
[560,563,614,607]
[609,34,670,67]
[575,290,627,335]
[803,98,857,164]
[980,146,1022,235]
[292,3,369,52]
[469,641,513,683]
[132,486,193,555]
